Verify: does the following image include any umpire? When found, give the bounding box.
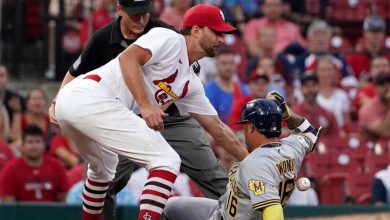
[48,0,228,219]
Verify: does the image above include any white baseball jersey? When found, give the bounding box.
[78,27,217,116]
[216,134,313,220]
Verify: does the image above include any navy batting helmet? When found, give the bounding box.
[236,99,282,138]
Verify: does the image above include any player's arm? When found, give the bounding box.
[118,45,167,131]
[190,113,248,161]
[261,204,284,220]
[266,91,322,151]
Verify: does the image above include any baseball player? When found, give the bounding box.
[54,4,248,220]
[48,2,230,219]
[163,92,322,220]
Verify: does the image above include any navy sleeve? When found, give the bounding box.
[371,178,387,204]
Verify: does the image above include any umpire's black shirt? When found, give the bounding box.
[69,17,174,76]
[68,16,182,116]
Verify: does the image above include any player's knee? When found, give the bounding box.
[149,151,181,174]
[164,153,181,174]
[87,167,116,183]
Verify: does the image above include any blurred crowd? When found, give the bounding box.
[1,0,390,206]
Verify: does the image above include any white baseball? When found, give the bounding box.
[296,177,311,191]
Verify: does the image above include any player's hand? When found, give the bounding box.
[141,105,168,131]
[266,91,291,119]
[48,101,59,126]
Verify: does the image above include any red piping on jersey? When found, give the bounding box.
[83,74,101,82]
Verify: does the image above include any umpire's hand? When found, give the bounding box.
[141,104,168,131]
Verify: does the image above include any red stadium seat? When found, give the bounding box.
[356,193,372,205]
[364,153,389,174]
[306,152,362,181]
[305,153,331,179]
[319,172,348,204]
[344,172,374,204]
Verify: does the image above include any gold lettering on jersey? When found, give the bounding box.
[248,180,265,195]
[157,82,179,99]
[228,162,242,197]
[153,69,190,104]
[275,159,295,175]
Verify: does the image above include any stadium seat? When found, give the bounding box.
[305,153,331,179]
[306,152,362,181]
[344,172,374,204]
[319,172,349,204]
[364,153,389,174]
[356,193,372,205]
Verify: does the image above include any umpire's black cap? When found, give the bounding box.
[119,0,153,15]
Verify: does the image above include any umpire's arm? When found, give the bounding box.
[190,113,248,161]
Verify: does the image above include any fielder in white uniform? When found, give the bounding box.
[163,92,322,220]
[55,4,248,220]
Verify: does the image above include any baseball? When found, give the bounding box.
[296,177,311,191]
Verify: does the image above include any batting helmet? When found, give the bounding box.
[236,99,282,138]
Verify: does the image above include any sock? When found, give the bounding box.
[82,178,109,220]
[138,169,177,220]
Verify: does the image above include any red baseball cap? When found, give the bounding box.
[182,4,236,33]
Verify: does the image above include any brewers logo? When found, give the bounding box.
[248,180,265,196]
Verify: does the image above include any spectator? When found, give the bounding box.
[204,49,248,123]
[294,20,354,83]
[159,0,192,31]
[371,163,390,206]
[229,73,270,131]
[359,73,390,143]
[244,0,306,56]
[0,125,69,202]
[246,25,291,82]
[355,56,390,108]
[79,0,114,47]
[49,127,80,169]
[347,15,390,78]
[12,88,51,144]
[316,58,351,129]
[223,0,261,33]
[0,103,15,171]
[255,57,286,96]
[291,73,340,144]
[0,65,26,126]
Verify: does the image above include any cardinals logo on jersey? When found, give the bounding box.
[248,180,266,196]
[153,69,189,104]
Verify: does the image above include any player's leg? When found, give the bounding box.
[59,123,119,220]
[161,116,228,199]
[55,84,120,220]
[56,89,181,220]
[73,108,180,220]
[163,197,219,220]
[101,155,136,220]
